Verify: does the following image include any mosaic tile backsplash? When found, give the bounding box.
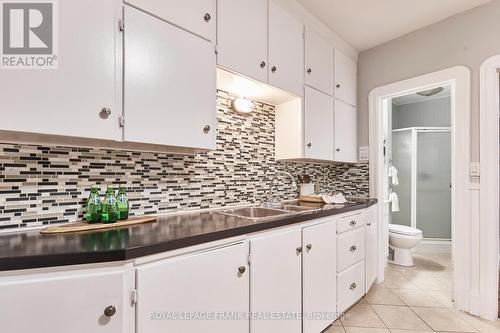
[0,90,369,230]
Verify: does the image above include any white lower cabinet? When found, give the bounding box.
[0,265,134,333]
[250,228,302,333]
[337,260,366,313]
[366,205,378,290]
[303,221,337,333]
[135,242,250,333]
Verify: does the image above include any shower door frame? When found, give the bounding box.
[392,127,452,240]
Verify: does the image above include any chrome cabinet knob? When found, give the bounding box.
[203,125,211,134]
[99,107,111,119]
[307,68,312,74]
[367,222,372,226]
[336,148,341,152]
[271,66,277,73]
[350,283,357,290]
[336,83,341,88]
[238,266,246,274]
[349,220,357,227]
[307,142,312,148]
[306,244,312,250]
[296,246,303,254]
[350,245,357,252]
[260,61,266,68]
[104,305,116,317]
[204,13,211,22]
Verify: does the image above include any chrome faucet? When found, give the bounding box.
[264,171,297,207]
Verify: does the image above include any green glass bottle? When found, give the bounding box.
[116,185,129,220]
[101,186,118,224]
[85,185,102,224]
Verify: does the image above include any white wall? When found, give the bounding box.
[358,0,500,162]
[393,97,451,129]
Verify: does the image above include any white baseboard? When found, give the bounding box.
[415,239,452,253]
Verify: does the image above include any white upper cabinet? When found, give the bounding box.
[125,0,216,42]
[302,221,337,333]
[304,28,334,96]
[335,99,358,163]
[268,1,304,97]
[250,228,302,333]
[0,266,134,333]
[217,0,268,83]
[305,87,334,160]
[136,242,249,333]
[335,50,357,106]
[0,0,121,141]
[124,6,216,150]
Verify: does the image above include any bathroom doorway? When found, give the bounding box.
[369,67,471,315]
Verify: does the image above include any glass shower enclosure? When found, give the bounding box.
[391,127,451,239]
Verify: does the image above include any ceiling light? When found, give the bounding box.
[416,87,444,97]
[231,98,253,114]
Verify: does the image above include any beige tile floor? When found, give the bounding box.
[324,252,500,333]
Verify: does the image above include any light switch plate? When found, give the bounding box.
[470,162,480,176]
[358,146,369,161]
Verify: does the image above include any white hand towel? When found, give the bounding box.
[388,192,400,212]
[388,165,399,185]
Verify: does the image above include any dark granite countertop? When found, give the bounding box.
[0,199,377,271]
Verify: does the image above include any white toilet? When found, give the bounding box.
[388,224,423,266]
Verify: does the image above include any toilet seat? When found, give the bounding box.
[388,224,422,237]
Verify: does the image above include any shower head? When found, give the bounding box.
[416,87,444,97]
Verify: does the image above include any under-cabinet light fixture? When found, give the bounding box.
[231,98,254,114]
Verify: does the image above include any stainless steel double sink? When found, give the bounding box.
[218,204,320,222]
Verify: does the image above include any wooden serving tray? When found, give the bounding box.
[40,216,158,234]
[299,195,325,203]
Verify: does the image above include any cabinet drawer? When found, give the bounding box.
[337,260,365,313]
[337,227,365,272]
[337,213,365,234]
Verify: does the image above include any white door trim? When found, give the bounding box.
[368,66,471,313]
[479,55,500,320]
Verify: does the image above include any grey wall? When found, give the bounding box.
[358,0,500,161]
[393,97,451,129]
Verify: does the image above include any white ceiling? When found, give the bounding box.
[297,0,492,51]
[392,85,451,105]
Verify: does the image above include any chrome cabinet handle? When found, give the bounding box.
[350,283,357,290]
[99,107,111,119]
[306,244,312,251]
[271,66,277,73]
[336,83,341,88]
[260,61,266,68]
[238,266,246,274]
[307,142,312,148]
[203,125,211,134]
[104,305,116,317]
[349,220,357,227]
[307,68,312,74]
[336,148,341,152]
[296,246,303,254]
[367,222,372,226]
[204,13,211,22]
[350,245,357,252]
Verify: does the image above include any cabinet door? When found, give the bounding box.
[305,86,334,160]
[0,266,133,333]
[334,50,357,106]
[124,6,216,150]
[305,27,334,95]
[217,0,267,83]
[125,0,216,41]
[250,228,302,333]
[303,221,337,333]
[268,1,304,97]
[0,0,121,141]
[136,242,249,333]
[366,206,378,291]
[334,99,358,163]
